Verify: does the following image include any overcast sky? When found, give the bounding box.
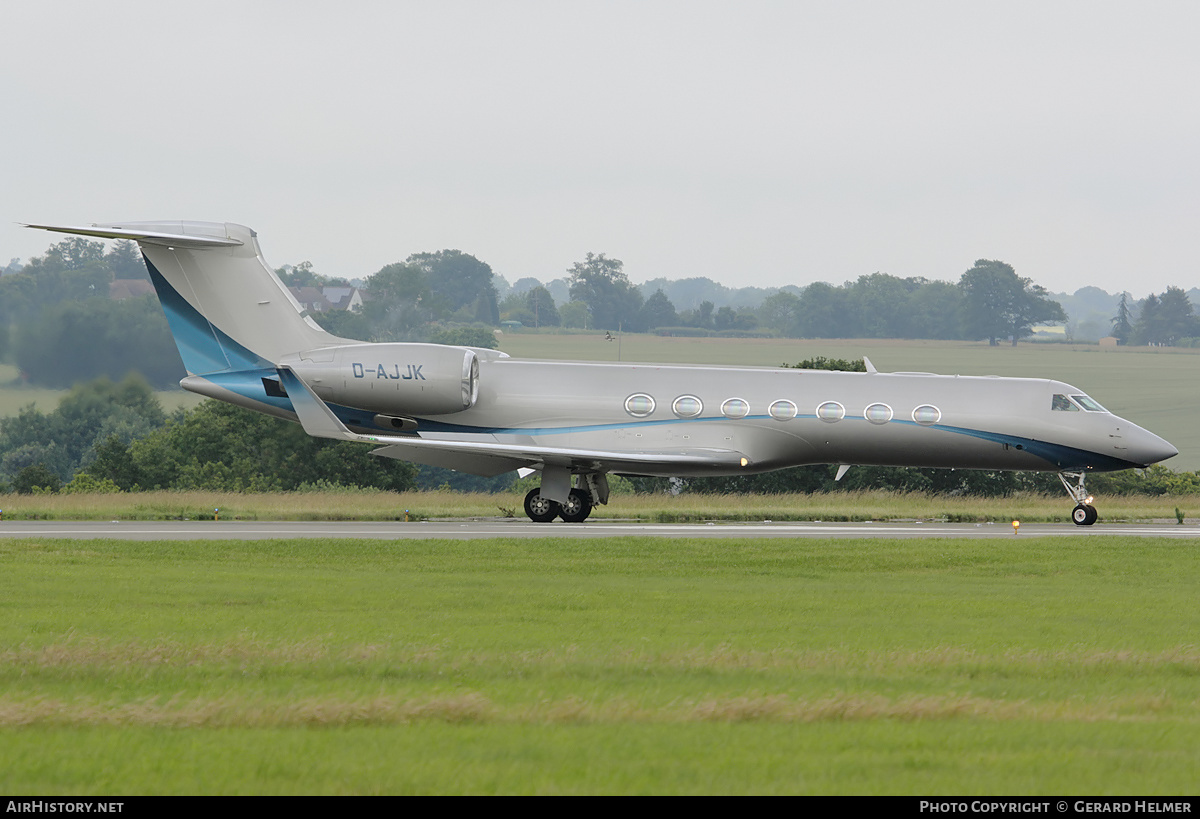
[4,1,1198,297]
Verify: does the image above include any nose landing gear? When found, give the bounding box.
[1059,472,1098,526]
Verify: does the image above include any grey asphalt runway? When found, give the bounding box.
[1,519,1198,540]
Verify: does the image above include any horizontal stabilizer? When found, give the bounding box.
[23,222,243,249]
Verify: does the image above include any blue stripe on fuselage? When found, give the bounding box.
[410,415,1138,472]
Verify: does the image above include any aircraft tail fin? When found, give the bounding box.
[24,221,347,375]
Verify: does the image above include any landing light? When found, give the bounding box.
[1085,495,1094,505]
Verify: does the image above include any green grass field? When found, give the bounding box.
[1,535,1198,794]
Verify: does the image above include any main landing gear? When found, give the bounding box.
[524,487,593,523]
[523,472,608,523]
[1059,471,1098,526]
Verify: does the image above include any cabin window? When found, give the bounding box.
[721,398,750,419]
[1072,394,1107,412]
[672,395,703,418]
[912,405,941,425]
[625,393,656,417]
[864,403,893,424]
[1052,394,1079,412]
[816,401,845,423]
[768,399,798,421]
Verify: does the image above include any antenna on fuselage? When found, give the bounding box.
[863,357,878,374]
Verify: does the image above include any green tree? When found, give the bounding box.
[1131,293,1161,345]
[639,288,678,330]
[0,273,36,326]
[558,300,590,329]
[84,435,140,490]
[27,237,107,273]
[276,260,321,288]
[106,240,147,280]
[567,253,644,332]
[903,280,964,340]
[795,282,847,338]
[314,307,372,341]
[1111,292,1134,344]
[0,375,166,484]
[845,273,922,337]
[713,306,756,332]
[784,356,867,372]
[126,401,418,491]
[1151,286,1197,345]
[958,260,1065,346]
[363,262,434,336]
[678,300,715,329]
[14,296,182,388]
[404,250,500,324]
[525,286,560,327]
[11,463,61,494]
[757,291,802,336]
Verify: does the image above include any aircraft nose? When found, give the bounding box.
[1124,425,1178,467]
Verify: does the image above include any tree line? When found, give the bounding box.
[2,237,1198,392]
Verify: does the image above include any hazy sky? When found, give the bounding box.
[4,1,1199,296]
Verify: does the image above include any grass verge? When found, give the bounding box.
[0,535,1198,793]
[0,488,1198,524]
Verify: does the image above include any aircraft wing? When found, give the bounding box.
[277,366,748,476]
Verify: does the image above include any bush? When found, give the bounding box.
[12,463,61,494]
[61,473,122,494]
[428,326,499,349]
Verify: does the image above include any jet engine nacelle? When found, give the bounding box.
[280,343,480,416]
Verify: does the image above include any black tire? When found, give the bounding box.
[558,488,593,523]
[524,488,559,523]
[1072,504,1097,526]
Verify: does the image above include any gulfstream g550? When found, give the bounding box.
[25,221,1177,525]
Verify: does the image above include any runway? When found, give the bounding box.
[1,519,1198,540]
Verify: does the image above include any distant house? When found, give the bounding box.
[109,279,156,300]
[289,286,332,313]
[321,286,364,312]
[286,285,365,314]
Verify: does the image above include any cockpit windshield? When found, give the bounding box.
[1072,394,1107,412]
[1052,394,1078,412]
[1052,393,1108,413]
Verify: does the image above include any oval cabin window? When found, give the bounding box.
[768,400,798,421]
[625,393,656,417]
[816,401,845,423]
[673,395,703,418]
[912,405,941,425]
[864,403,893,424]
[721,398,750,419]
